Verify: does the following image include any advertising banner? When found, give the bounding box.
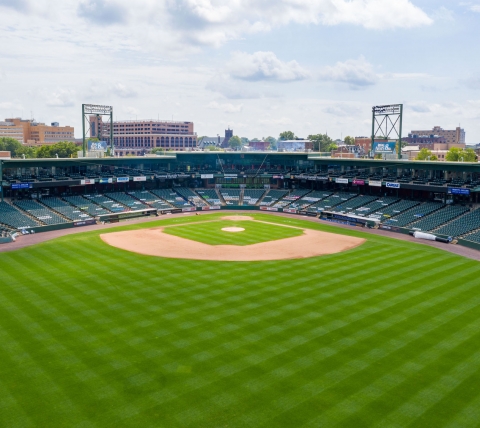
[272,175,284,179]
[133,176,147,182]
[317,176,329,181]
[224,174,237,178]
[81,179,95,185]
[116,177,129,182]
[308,176,317,181]
[335,178,349,184]
[99,178,112,184]
[73,219,96,227]
[283,209,298,214]
[369,180,382,187]
[353,179,365,185]
[11,183,32,189]
[373,141,397,153]
[88,140,108,152]
[386,182,400,189]
[260,207,279,212]
[448,187,470,196]
[182,207,196,212]
[201,174,214,179]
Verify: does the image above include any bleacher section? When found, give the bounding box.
[435,209,480,237]
[63,195,111,216]
[409,205,470,232]
[0,201,40,229]
[14,200,70,225]
[371,200,420,221]
[84,194,129,213]
[383,202,443,228]
[175,188,209,207]
[351,197,399,217]
[41,197,93,221]
[306,192,357,213]
[463,229,480,244]
[287,191,332,210]
[221,189,242,205]
[242,189,265,206]
[332,195,378,214]
[150,189,192,208]
[259,190,288,206]
[272,189,310,208]
[197,189,222,206]
[105,192,149,210]
[128,190,174,211]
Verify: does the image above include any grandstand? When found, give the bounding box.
[175,188,210,207]
[306,192,358,213]
[63,195,112,217]
[272,189,310,208]
[287,191,332,210]
[220,189,242,205]
[14,200,70,225]
[41,197,94,221]
[351,196,399,217]
[105,192,149,210]
[409,204,470,232]
[435,208,480,237]
[332,195,378,214]
[242,189,266,206]
[196,189,222,206]
[150,189,192,208]
[0,201,40,229]
[128,190,174,211]
[84,194,129,213]
[383,202,444,228]
[259,190,289,206]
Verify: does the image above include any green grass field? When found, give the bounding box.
[1,213,480,427]
[163,219,303,245]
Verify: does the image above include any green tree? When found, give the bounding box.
[250,137,261,142]
[445,147,477,162]
[151,147,165,154]
[308,134,336,152]
[462,148,477,162]
[241,137,249,145]
[279,131,295,141]
[344,136,355,145]
[15,145,37,159]
[228,135,242,150]
[0,137,23,157]
[35,145,53,158]
[265,136,277,149]
[415,148,438,161]
[204,145,222,151]
[50,141,79,158]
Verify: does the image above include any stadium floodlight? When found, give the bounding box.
[82,104,114,157]
[371,104,403,159]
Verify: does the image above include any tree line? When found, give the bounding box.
[0,137,79,158]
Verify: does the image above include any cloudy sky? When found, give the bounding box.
[0,0,479,142]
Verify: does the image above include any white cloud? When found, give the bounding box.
[113,83,137,98]
[473,5,480,12]
[320,57,378,89]
[226,51,309,82]
[258,117,293,126]
[207,101,243,113]
[47,89,76,107]
[205,75,263,99]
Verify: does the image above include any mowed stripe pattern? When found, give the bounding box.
[0,214,479,427]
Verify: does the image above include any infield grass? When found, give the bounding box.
[163,219,303,245]
[0,213,479,427]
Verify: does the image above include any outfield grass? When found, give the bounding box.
[163,219,303,245]
[1,213,480,427]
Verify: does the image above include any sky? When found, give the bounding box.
[0,0,479,142]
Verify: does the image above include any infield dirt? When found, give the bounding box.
[100,217,365,261]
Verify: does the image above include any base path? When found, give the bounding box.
[101,225,365,261]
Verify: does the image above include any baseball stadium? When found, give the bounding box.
[1,152,480,427]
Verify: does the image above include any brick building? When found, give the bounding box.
[2,118,74,145]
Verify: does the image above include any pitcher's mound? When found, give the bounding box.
[222,227,245,232]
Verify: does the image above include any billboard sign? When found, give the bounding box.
[88,140,108,152]
[11,183,32,189]
[201,174,214,179]
[386,182,400,189]
[99,178,112,184]
[448,187,470,196]
[80,179,95,185]
[353,179,365,186]
[133,176,147,182]
[116,177,129,182]
[373,141,397,153]
[369,180,382,187]
[335,178,349,184]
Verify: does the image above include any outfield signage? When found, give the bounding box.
[369,180,382,187]
[81,179,95,185]
[182,207,196,212]
[73,219,96,227]
[448,187,470,196]
[133,176,147,182]
[99,178,112,184]
[201,174,214,179]
[116,177,129,182]
[11,183,32,189]
[386,182,400,189]
[283,208,297,214]
[335,178,349,184]
[373,141,396,153]
[353,179,365,186]
[260,207,279,212]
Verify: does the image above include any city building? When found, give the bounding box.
[220,128,233,148]
[2,118,74,145]
[89,117,197,156]
[198,136,222,149]
[248,141,270,151]
[409,126,465,145]
[277,140,313,152]
[402,134,446,146]
[0,121,25,143]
